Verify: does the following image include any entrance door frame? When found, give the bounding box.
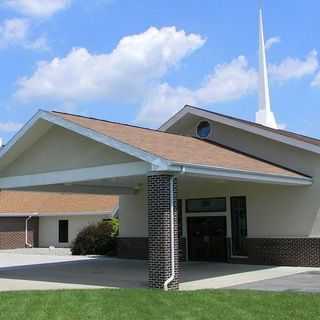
[182,201,229,261]
[181,195,245,262]
[230,196,248,258]
[187,215,227,262]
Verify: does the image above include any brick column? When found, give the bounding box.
[148,175,179,290]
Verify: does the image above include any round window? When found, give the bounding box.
[196,121,212,138]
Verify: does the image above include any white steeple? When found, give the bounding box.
[255,8,278,129]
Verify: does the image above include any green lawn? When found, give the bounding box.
[0,289,319,320]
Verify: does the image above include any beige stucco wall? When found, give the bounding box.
[119,177,320,239]
[179,178,319,238]
[119,185,148,237]
[2,125,137,177]
[39,214,105,248]
[119,116,320,240]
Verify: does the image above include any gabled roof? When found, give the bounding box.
[160,105,320,154]
[0,109,311,187]
[52,111,309,182]
[0,191,118,216]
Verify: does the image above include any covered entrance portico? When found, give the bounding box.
[0,110,311,290]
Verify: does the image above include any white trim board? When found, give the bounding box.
[0,159,311,189]
[179,163,312,186]
[0,161,150,189]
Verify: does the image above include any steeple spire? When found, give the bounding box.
[255,8,278,129]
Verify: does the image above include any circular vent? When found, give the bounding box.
[196,121,212,138]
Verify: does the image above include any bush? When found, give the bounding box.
[71,218,119,256]
[109,218,119,237]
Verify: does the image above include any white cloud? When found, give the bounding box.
[15,26,205,102]
[311,72,320,87]
[137,84,198,127]
[269,50,319,81]
[137,56,258,126]
[0,121,23,133]
[24,35,49,51]
[0,18,29,47]
[196,56,257,103]
[265,36,280,50]
[13,26,263,127]
[4,0,71,18]
[0,17,48,50]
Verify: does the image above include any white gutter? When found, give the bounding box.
[164,176,175,291]
[25,213,38,248]
[167,162,312,186]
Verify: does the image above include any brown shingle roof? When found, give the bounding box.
[0,191,118,214]
[52,111,307,179]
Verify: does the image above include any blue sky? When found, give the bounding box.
[0,0,320,142]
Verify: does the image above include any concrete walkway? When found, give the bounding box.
[228,270,320,292]
[180,262,319,291]
[0,250,319,292]
[0,252,146,291]
[0,248,72,256]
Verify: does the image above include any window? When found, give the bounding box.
[186,198,226,213]
[59,220,69,243]
[230,197,248,256]
[196,121,212,138]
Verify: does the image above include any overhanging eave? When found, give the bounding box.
[163,163,312,186]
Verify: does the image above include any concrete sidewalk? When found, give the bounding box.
[0,252,319,292]
[0,251,93,269]
[180,262,319,291]
[0,254,146,291]
[0,248,72,256]
[228,270,320,292]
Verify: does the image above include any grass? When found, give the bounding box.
[0,289,319,320]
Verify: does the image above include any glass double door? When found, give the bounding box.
[187,216,227,262]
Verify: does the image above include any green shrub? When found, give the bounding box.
[71,219,119,256]
[109,218,119,236]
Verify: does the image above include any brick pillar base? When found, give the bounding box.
[148,175,179,290]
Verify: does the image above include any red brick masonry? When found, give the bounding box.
[148,175,179,290]
[247,238,320,267]
[118,237,320,267]
[0,217,39,249]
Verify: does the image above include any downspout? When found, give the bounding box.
[25,216,33,248]
[25,213,39,248]
[164,176,175,291]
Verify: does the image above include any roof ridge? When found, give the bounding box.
[51,110,197,140]
[185,104,320,145]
